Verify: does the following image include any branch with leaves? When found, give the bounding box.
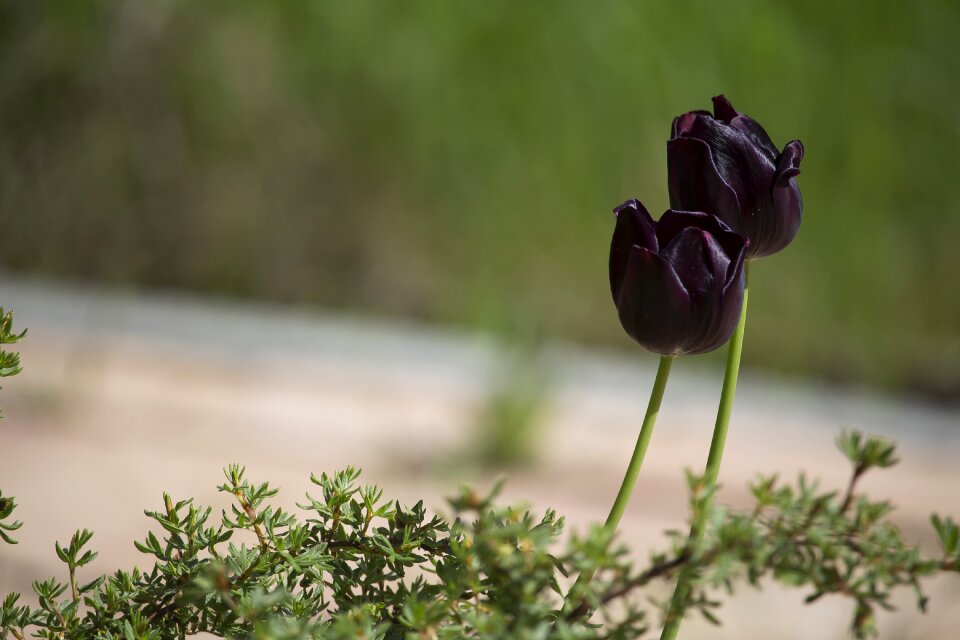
[1,433,958,640]
[0,308,25,384]
[571,431,959,638]
[0,309,25,546]
[0,492,21,546]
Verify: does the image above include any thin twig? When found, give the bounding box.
[234,491,269,550]
[839,466,865,515]
[567,551,692,621]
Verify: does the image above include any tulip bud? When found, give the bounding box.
[610,200,748,355]
[668,95,804,258]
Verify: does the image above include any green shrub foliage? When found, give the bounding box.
[0,308,26,407]
[2,312,958,638]
[2,439,959,640]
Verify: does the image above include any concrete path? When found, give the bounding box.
[1,277,958,639]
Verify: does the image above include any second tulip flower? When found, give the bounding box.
[668,95,804,258]
[610,200,748,356]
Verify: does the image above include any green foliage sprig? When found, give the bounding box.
[0,309,25,374]
[0,308,26,399]
[0,491,21,545]
[1,434,958,640]
[638,431,959,638]
[0,309,26,545]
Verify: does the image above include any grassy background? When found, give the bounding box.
[1,1,958,398]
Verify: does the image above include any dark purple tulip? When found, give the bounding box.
[610,200,748,356]
[668,95,804,258]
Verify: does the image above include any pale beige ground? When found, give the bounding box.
[1,279,959,639]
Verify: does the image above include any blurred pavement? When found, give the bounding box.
[1,277,958,639]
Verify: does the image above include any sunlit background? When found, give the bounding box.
[1,2,959,638]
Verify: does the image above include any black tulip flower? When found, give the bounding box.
[668,95,804,258]
[609,200,748,356]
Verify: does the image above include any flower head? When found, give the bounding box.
[668,95,804,258]
[610,200,748,355]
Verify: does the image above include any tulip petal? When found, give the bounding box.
[711,95,740,123]
[713,94,780,161]
[671,110,711,138]
[609,200,658,303]
[730,115,779,162]
[682,115,778,218]
[775,140,804,184]
[717,229,748,294]
[697,248,745,355]
[667,137,742,220]
[655,209,733,246]
[658,227,745,355]
[765,141,804,256]
[615,246,693,356]
[660,227,730,301]
[657,210,748,286]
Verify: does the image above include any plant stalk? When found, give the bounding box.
[659,262,751,640]
[605,354,674,530]
[562,354,674,616]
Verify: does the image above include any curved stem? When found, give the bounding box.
[605,354,674,530]
[562,354,674,616]
[660,262,751,640]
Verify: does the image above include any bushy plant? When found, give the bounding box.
[2,430,959,639]
[1,307,959,638]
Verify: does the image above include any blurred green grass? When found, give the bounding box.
[1,1,958,398]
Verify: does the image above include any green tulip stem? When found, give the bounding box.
[604,353,675,530]
[659,261,751,640]
[562,353,674,617]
